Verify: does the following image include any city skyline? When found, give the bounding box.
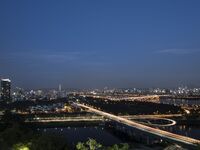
[1,0,200,89]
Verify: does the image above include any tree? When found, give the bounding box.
[76,139,102,150]
[76,139,130,150]
[86,139,102,150]
[12,143,31,150]
[76,142,88,150]
[107,143,129,150]
[108,144,120,150]
[120,143,129,150]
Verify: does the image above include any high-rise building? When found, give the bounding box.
[1,79,11,102]
[59,84,62,92]
[58,84,62,98]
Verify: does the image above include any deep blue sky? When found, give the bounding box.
[1,0,200,89]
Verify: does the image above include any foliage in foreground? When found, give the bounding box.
[0,111,130,150]
[76,139,130,150]
[0,123,69,150]
[0,120,130,150]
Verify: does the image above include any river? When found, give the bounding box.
[160,98,200,106]
[161,124,200,140]
[37,125,123,148]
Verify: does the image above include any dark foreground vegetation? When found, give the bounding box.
[0,111,130,150]
[0,125,130,150]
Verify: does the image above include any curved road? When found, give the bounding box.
[76,103,200,147]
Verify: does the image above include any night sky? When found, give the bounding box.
[1,0,200,89]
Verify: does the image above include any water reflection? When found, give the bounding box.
[39,126,123,147]
[160,125,200,140]
[160,99,200,106]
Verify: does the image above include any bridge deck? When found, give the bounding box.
[76,103,200,146]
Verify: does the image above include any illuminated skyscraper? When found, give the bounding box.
[57,84,62,98]
[59,84,62,92]
[1,79,11,102]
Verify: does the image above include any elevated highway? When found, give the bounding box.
[75,103,200,148]
[80,94,162,102]
[25,115,176,127]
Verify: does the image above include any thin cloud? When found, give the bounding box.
[1,50,102,65]
[156,48,199,54]
[42,52,82,62]
[3,51,88,62]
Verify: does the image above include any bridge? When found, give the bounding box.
[80,94,161,102]
[75,103,200,148]
[6,107,182,124]
[25,115,177,127]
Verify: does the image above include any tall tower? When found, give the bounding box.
[58,84,62,98]
[59,84,62,92]
[1,79,11,102]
